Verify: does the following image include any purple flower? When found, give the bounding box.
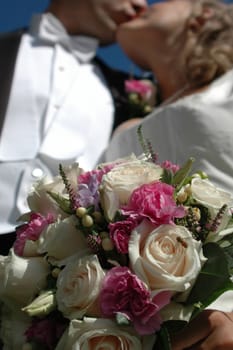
[100,266,171,335]
[77,174,100,209]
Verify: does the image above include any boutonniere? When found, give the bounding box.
[125,78,157,118]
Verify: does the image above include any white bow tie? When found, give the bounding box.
[29,13,99,63]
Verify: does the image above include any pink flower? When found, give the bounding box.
[161,160,180,174]
[122,181,185,226]
[100,266,171,335]
[13,212,54,256]
[78,164,115,186]
[109,218,139,254]
[25,317,67,350]
[125,79,153,100]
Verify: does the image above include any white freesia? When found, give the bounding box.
[37,215,89,261]
[0,249,49,309]
[27,163,83,218]
[0,305,31,350]
[100,158,163,220]
[55,317,155,350]
[56,254,105,319]
[129,221,206,295]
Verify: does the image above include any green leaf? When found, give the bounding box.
[172,157,195,189]
[47,191,73,214]
[161,168,174,185]
[115,312,130,325]
[218,232,233,273]
[186,242,233,313]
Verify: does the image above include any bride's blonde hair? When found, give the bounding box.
[184,0,233,86]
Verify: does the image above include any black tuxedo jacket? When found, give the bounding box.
[0,29,132,137]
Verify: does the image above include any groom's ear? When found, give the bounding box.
[188,7,215,33]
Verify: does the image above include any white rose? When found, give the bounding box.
[0,304,31,350]
[191,177,233,212]
[55,317,154,350]
[191,178,233,236]
[37,215,89,261]
[129,221,206,294]
[56,254,105,319]
[100,159,163,220]
[0,250,49,309]
[27,163,83,218]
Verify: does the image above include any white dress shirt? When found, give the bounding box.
[0,13,114,234]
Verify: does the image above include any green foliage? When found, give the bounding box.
[153,325,172,350]
[186,242,233,318]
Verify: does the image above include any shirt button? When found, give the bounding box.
[59,66,64,71]
[31,168,44,178]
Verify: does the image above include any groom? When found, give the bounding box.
[0,0,147,255]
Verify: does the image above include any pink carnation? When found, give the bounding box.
[25,317,67,350]
[122,181,185,226]
[78,163,115,185]
[100,266,171,335]
[13,212,54,256]
[109,217,139,254]
[125,79,153,99]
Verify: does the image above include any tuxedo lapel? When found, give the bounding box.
[0,30,23,138]
[94,57,130,130]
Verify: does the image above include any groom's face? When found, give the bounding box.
[69,0,148,44]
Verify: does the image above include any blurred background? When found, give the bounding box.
[0,0,232,75]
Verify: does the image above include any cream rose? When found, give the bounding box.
[55,318,154,350]
[191,178,233,212]
[37,215,89,261]
[0,249,49,309]
[129,221,206,294]
[100,159,163,220]
[27,163,83,218]
[56,254,105,319]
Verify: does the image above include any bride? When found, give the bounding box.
[104,0,233,348]
[106,0,233,193]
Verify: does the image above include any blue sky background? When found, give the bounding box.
[0,0,232,74]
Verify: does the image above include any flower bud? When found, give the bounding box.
[82,214,94,227]
[22,290,56,317]
[51,267,61,278]
[76,207,87,218]
[102,237,114,251]
[192,207,201,221]
[177,190,188,203]
[92,211,104,223]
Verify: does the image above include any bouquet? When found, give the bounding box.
[1,128,233,350]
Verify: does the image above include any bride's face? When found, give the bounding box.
[117,0,193,69]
